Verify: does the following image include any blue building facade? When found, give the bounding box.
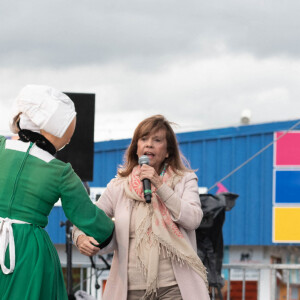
[46,119,300,246]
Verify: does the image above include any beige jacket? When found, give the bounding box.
[73,172,210,300]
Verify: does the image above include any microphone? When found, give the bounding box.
[138,155,152,204]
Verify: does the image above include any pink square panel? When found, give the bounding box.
[275,131,300,166]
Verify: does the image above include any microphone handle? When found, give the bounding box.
[142,178,152,204]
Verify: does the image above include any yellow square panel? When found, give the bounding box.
[273,207,300,243]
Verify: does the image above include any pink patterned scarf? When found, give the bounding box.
[124,165,208,298]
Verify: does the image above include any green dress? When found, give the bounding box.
[0,136,114,300]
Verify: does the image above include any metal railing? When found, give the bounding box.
[64,262,300,300]
[61,261,110,300]
[220,263,300,300]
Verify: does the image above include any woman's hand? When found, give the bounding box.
[77,235,100,256]
[139,164,163,189]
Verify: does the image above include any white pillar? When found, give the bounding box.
[259,268,271,300]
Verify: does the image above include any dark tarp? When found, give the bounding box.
[196,192,238,289]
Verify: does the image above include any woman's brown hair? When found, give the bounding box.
[118,115,192,177]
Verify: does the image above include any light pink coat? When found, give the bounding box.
[74,172,210,300]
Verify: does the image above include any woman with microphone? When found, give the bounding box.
[73,114,209,300]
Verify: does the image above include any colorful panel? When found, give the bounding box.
[275,132,300,166]
[273,207,300,242]
[275,170,300,204]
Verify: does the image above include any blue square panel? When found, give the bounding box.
[275,170,300,204]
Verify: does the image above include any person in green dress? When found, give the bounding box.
[0,84,114,300]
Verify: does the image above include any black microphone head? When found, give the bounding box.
[138,155,149,166]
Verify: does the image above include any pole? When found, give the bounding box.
[60,219,74,299]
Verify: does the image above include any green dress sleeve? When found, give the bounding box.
[59,164,114,247]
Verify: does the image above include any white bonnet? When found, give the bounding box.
[9,84,77,138]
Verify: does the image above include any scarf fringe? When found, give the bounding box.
[135,237,159,276]
[155,236,209,289]
[141,278,158,300]
[136,233,208,290]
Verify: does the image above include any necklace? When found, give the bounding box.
[160,163,167,177]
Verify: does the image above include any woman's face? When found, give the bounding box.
[137,128,169,173]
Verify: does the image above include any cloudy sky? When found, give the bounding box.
[1,0,300,141]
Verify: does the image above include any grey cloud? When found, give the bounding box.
[1,1,300,68]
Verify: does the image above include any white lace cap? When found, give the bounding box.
[9,84,76,138]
